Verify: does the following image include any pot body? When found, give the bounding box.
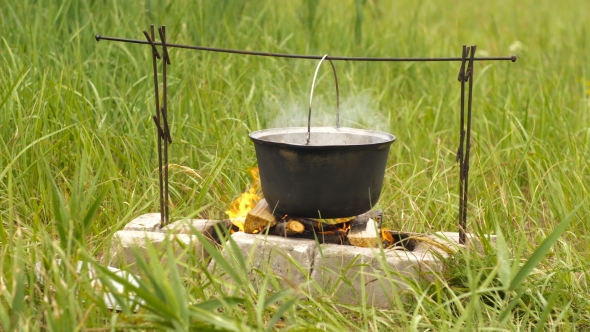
[249,127,395,218]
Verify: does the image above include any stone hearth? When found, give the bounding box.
[107,213,495,308]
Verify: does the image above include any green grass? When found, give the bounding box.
[1,0,590,330]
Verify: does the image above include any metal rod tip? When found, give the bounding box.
[95,34,101,41]
[511,55,517,62]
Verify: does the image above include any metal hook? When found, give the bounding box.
[306,54,341,144]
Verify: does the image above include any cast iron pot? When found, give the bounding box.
[249,126,395,218]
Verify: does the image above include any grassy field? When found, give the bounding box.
[1,0,590,330]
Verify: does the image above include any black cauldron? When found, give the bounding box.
[249,126,395,218]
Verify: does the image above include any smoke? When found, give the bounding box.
[265,91,392,132]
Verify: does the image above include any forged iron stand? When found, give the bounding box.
[95,26,516,244]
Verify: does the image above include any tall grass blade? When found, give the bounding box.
[0,301,8,331]
[193,297,245,311]
[533,280,562,332]
[509,202,584,291]
[193,229,243,284]
[0,67,29,111]
[47,166,69,251]
[265,297,297,332]
[354,0,366,44]
[0,125,75,180]
[82,183,111,230]
[495,225,511,288]
[498,288,527,323]
[166,245,189,330]
[189,306,250,332]
[8,231,26,331]
[93,258,175,316]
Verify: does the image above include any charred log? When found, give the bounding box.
[244,199,277,233]
[286,220,305,234]
[264,219,305,237]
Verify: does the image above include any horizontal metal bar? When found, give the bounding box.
[95,34,517,63]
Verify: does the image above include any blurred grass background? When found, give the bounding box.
[1,0,589,329]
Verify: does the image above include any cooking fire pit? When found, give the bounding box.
[95,26,517,244]
[96,24,514,311]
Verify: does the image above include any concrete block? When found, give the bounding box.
[160,218,230,239]
[108,230,206,273]
[211,232,317,287]
[311,245,444,308]
[123,213,162,232]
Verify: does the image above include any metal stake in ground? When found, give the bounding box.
[459,45,477,245]
[143,25,165,226]
[456,45,469,245]
[158,25,172,225]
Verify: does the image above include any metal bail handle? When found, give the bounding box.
[306,54,340,144]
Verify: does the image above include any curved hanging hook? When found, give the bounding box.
[306,54,341,144]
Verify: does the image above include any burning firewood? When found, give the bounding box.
[240,202,392,247]
[265,219,305,237]
[244,198,277,233]
[292,218,349,236]
[347,210,383,248]
[286,220,305,234]
[265,210,380,246]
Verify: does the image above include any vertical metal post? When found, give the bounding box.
[457,45,476,245]
[457,45,468,245]
[460,45,476,245]
[159,25,172,225]
[143,26,165,226]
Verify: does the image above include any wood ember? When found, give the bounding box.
[347,210,383,248]
[286,220,305,234]
[244,199,277,233]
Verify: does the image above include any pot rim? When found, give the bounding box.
[249,126,396,148]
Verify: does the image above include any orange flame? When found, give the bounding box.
[226,168,261,232]
[381,227,394,245]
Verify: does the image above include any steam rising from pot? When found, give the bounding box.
[265,92,392,132]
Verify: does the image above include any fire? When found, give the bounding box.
[323,216,356,224]
[381,227,394,245]
[226,168,261,232]
[317,220,352,240]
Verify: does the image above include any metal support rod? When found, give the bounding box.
[458,45,477,245]
[457,45,468,245]
[145,25,165,227]
[158,25,172,226]
[95,34,517,63]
